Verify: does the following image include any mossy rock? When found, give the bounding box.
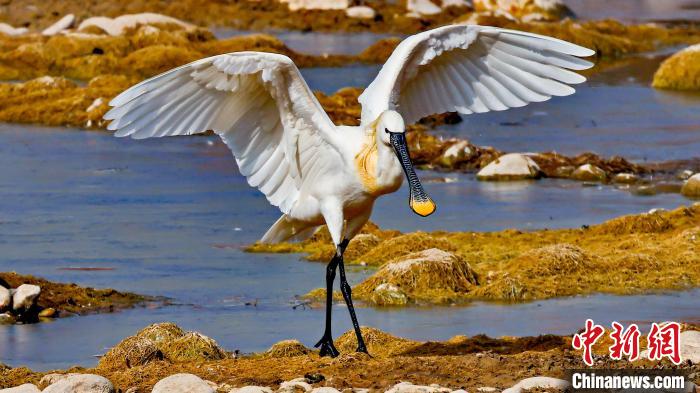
[335,326,418,357]
[162,332,228,362]
[355,248,478,305]
[357,232,456,266]
[653,44,700,91]
[681,174,700,198]
[98,335,164,370]
[519,244,593,277]
[265,339,310,358]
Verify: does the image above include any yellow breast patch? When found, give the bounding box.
[355,130,381,196]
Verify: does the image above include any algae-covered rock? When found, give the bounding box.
[476,153,541,181]
[355,249,478,305]
[357,232,456,266]
[570,164,607,182]
[98,335,164,370]
[473,0,573,21]
[519,244,593,277]
[653,44,700,91]
[682,174,700,198]
[370,283,408,306]
[164,332,228,362]
[613,172,639,184]
[265,339,310,358]
[335,326,418,357]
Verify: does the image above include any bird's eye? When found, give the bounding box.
[384,128,390,134]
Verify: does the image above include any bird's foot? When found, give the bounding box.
[315,335,340,358]
[356,344,371,357]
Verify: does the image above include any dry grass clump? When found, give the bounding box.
[136,322,185,344]
[519,244,593,277]
[357,232,457,266]
[97,323,227,371]
[355,249,478,305]
[592,210,674,235]
[265,339,310,358]
[98,335,164,370]
[653,44,700,90]
[163,332,228,362]
[335,327,418,357]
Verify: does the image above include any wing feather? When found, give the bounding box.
[359,24,594,125]
[105,52,341,215]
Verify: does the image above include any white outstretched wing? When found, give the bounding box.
[105,52,342,214]
[359,24,595,125]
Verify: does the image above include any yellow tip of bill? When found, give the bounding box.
[410,197,436,217]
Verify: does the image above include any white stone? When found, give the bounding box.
[441,0,472,8]
[310,388,341,393]
[345,6,376,19]
[152,374,215,393]
[12,284,40,312]
[39,373,81,389]
[571,164,607,181]
[680,330,700,363]
[502,377,569,393]
[78,13,194,36]
[385,382,447,393]
[43,374,114,393]
[86,97,104,113]
[0,23,28,36]
[279,380,313,392]
[42,14,75,36]
[682,174,700,198]
[477,153,541,180]
[230,387,273,393]
[406,0,442,15]
[0,286,10,311]
[477,388,499,393]
[287,0,349,11]
[0,384,41,393]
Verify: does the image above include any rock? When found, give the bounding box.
[355,249,478,305]
[371,283,408,306]
[553,165,575,178]
[682,174,700,198]
[39,373,81,389]
[653,44,700,91]
[152,374,215,393]
[473,0,573,21]
[385,382,449,393]
[286,0,349,11]
[406,0,442,15]
[345,6,376,19]
[437,140,474,167]
[478,388,499,392]
[0,23,28,36]
[304,373,325,384]
[43,374,114,393]
[680,330,700,363]
[42,14,75,36]
[310,389,341,393]
[0,286,10,311]
[0,312,16,324]
[502,377,569,393]
[476,153,542,181]
[230,387,273,393]
[78,13,194,36]
[570,164,607,182]
[678,170,694,180]
[613,173,638,184]
[38,307,57,318]
[441,0,472,8]
[278,380,312,393]
[12,284,40,312]
[0,384,41,393]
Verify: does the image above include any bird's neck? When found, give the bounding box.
[353,124,403,197]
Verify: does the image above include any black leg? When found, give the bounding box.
[337,240,369,354]
[314,253,340,357]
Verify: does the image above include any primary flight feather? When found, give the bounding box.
[104,24,595,357]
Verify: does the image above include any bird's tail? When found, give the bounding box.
[260,215,319,244]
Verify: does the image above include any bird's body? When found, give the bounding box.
[104,24,595,357]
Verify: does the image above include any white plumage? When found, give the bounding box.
[105,24,594,357]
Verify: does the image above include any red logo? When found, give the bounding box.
[572,319,606,366]
[609,322,641,361]
[647,322,681,364]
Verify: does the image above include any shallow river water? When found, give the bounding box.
[2,25,700,370]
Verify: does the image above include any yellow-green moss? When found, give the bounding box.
[653,45,700,90]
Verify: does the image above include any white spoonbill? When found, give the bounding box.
[104,24,595,357]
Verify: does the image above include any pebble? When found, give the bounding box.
[38,307,57,318]
[345,6,376,19]
[477,388,498,392]
[152,374,215,393]
[501,377,569,393]
[12,284,41,312]
[279,380,312,392]
[0,286,10,311]
[310,388,341,393]
[43,374,114,393]
[0,384,41,393]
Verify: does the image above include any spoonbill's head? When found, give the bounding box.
[378,110,436,217]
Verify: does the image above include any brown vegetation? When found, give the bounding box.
[0,272,149,317]
[254,205,700,303]
[1,324,698,392]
